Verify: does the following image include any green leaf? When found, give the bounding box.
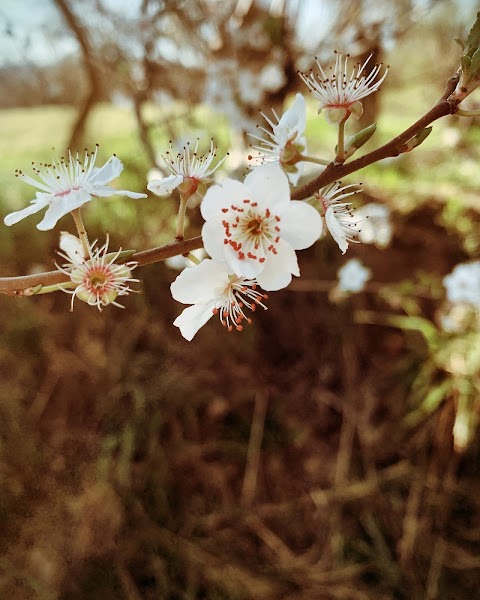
[470,46,480,77]
[404,380,452,428]
[465,11,480,57]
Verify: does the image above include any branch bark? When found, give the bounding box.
[55,0,102,149]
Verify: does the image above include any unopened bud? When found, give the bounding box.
[400,127,432,153]
[343,123,377,158]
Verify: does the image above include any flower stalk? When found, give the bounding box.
[71,208,90,257]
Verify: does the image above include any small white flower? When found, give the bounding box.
[170,259,268,341]
[201,164,322,291]
[315,182,360,254]
[299,52,388,124]
[443,262,480,307]
[259,63,287,92]
[249,93,307,185]
[355,202,392,248]
[147,139,227,198]
[4,147,146,231]
[337,258,371,293]
[57,232,138,311]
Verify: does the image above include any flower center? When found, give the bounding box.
[221,198,281,263]
[212,277,268,332]
[85,267,111,292]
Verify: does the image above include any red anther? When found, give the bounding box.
[243,198,250,203]
[221,208,228,213]
[228,325,233,332]
[274,236,280,243]
[259,257,265,263]
[236,325,243,331]
[251,202,257,207]
[251,304,256,312]
[246,318,252,325]
[275,226,280,232]
[275,216,281,222]
[265,209,270,217]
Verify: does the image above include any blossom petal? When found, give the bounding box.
[280,201,323,249]
[201,221,227,262]
[4,194,50,226]
[277,93,306,136]
[37,188,91,231]
[147,175,183,196]
[256,239,299,291]
[90,185,147,199]
[173,301,216,341]
[201,179,249,220]
[326,207,348,254]
[244,164,290,211]
[89,156,124,185]
[223,244,265,278]
[59,232,85,265]
[170,259,228,304]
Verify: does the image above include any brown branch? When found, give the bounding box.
[55,0,102,149]
[292,71,461,200]
[0,236,203,296]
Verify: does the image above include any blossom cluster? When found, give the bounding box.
[3,51,394,340]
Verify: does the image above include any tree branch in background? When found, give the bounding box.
[54,0,102,149]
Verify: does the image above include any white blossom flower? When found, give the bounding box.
[170,259,268,341]
[315,181,361,254]
[147,139,227,198]
[337,258,371,293]
[57,232,138,311]
[354,202,392,248]
[299,52,388,124]
[443,262,480,307]
[238,69,264,106]
[201,164,322,291]
[259,63,287,92]
[4,147,147,231]
[249,94,307,185]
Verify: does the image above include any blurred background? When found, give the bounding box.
[1,0,480,598]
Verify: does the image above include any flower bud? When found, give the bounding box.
[343,123,377,158]
[400,127,432,153]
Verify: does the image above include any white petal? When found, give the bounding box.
[89,156,124,185]
[170,259,228,304]
[201,221,227,262]
[277,93,306,136]
[173,301,216,341]
[147,175,183,196]
[90,185,147,199]
[59,232,84,264]
[201,178,249,221]
[223,244,264,278]
[37,189,91,231]
[256,239,299,291]
[244,164,290,211]
[325,207,348,254]
[280,201,322,249]
[3,194,51,226]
